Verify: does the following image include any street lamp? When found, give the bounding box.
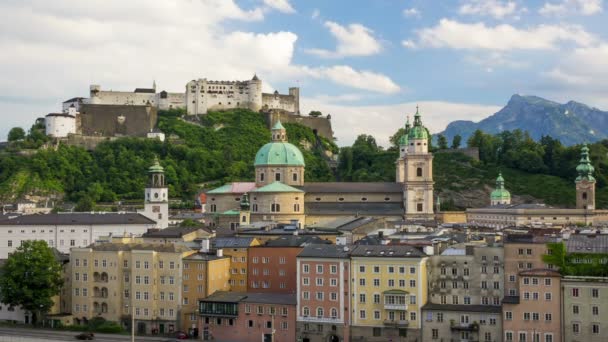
[125,304,135,342]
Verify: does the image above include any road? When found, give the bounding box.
[0,327,175,342]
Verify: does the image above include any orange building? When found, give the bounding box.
[247,236,330,293]
[180,251,230,334]
[212,237,260,292]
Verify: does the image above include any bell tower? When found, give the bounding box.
[142,157,169,228]
[575,144,595,210]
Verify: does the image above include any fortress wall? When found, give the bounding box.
[266,111,334,141]
[79,104,157,137]
[261,93,297,113]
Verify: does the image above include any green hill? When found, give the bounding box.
[0,109,336,208]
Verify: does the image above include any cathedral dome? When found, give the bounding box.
[407,106,429,140]
[254,142,305,166]
[490,172,511,202]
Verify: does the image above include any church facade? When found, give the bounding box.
[205,108,435,234]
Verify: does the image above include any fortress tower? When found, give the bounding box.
[396,107,434,220]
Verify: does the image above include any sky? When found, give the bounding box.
[0,0,607,147]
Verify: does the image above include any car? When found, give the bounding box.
[75,332,95,340]
[175,331,188,339]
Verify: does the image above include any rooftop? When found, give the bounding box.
[519,268,561,277]
[252,182,303,193]
[298,244,351,258]
[142,226,211,238]
[566,234,608,254]
[303,182,403,193]
[87,242,191,253]
[207,182,256,195]
[200,291,296,305]
[183,252,228,261]
[350,245,426,258]
[0,213,156,226]
[213,237,256,249]
[305,202,403,216]
[262,235,332,247]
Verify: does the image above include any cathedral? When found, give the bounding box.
[205,107,435,234]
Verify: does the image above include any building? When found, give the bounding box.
[45,105,78,138]
[138,158,169,229]
[212,237,261,292]
[247,236,330,293]
[467,145,608,228]
[198,291,297,342]
[422,244,504,342]
[562,276,608,342]
[349,245,428,342]
[206,108,435,230]
[296,244,351,342]
[180,249,230,334]
[70,242,194,334]
[0,213,156,258]
[502,234,561,342]
[141,226,213,244]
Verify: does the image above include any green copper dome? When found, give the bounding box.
[576,144,595,182]
[148,157,164,173]
[254,142,305,166]
[398,117,411,146]
[408,106,429,140]
[491,172,511,201]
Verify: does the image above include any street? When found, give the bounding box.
[0,327,174,342]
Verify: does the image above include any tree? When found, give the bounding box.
[451,135,462,149]
[180,218,202,227]
[437,135,448,150]
[7,127,25,142]
[308,110,322,117]
[0,240,63,324]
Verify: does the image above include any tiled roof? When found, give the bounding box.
[350,245,426,258]
[298,244,351,258]
[201,291,296,305]
[519,269,561,277]
[262,235,331,247]
[566,234,608,254]
[88,242,191,253]
[142,226,211,238]
[303,182,403,193]
[207,182,257,194]
[0,213,156,226]
[252,182,303,193]
[183,252,228,261]
[213,237,256,248]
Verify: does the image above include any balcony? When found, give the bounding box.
[300,316,343,324]
[383,319,409,327]
[384,304,408,311]
[450,321,479,332]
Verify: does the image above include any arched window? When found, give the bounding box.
[331,308,338,318]
[317,307,324,318]
[303,307,310,316]
[416,167,423,177]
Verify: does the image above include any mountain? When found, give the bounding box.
[439,94,608,146]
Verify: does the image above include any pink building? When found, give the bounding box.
[296,244,351,342]
[198,292,296,342]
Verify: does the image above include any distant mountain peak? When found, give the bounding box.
[438,95,607,146]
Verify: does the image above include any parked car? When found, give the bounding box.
[175,331,188,339]
[75,332,95,340]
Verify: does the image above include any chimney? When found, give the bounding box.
[216,249,223,257]
[200,239,210,253]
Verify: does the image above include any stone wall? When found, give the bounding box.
[79,104,157,137]
[65,134,118,151]
[266,111,334,141]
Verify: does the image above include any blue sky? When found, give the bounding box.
[0,0,607,146]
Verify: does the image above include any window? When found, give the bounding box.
[592,288,599,298]
[432,329,439,339]
[416,167,423,177]
[417,203,423,212]
[359,310,366,319]
[359,279,366,286]
[374,294,380,304]
[316,265,323,274]
[572,323,580,334]
[545,293,552,301]
[572,288,579,297]
[505,311,513,321]
[271,203,281,212]
[436,313,443,322]
[410,280,416,287]
[573,305,579,314]
[359,294,366,303]
[330,265,337,274]
[545,313,552,321]
[544,278,551,286]
[505,332,513,341]
[592,306,599,315]
[592,324,600,335]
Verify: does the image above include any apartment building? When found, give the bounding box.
[562,276,608,342]
[70,243,194,334]
[350,245,428,342]
[422,244,504,342]
[198,291,297,342]
[180,251,230,334]
[247,236,330,293]
[212,237,260,292]
[296,244,351,342]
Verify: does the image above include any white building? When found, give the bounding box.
[45,105,78,138]
[146,128,165,142]
[0,213,156,258]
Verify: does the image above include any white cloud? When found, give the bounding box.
[301,98,501,146]
[407,19,596,51]
[263,0,296,14]
[403,8,421,17]
[459,0,518,19]
[311,8,320,19]
[540,0,603,16]
[401,40,417,48]
[0,0,399,139]
[306,21,382,58]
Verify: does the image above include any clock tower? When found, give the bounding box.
[142,157,169,228]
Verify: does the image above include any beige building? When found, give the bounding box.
[70,243,194,335]
[562,276,608,342]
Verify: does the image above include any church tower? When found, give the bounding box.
[575,144,595,210]
[396,106,434,220]
[142,157,169,228]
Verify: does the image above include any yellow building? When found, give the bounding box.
[212,237,261,292]
[70,243,195,335]
[180,250,230,334]
[350,245,428,342]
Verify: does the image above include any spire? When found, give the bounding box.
[496,171,505,189]
[576,144,595,182]
[413,105,422,126]
[271,120,287,142]
[405,115,411,132]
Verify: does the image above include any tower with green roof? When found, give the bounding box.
[490,172,511,206]
[254,120,305,187]
[141,156,169,228]
[396,106,435,220]
[575,144,595,210]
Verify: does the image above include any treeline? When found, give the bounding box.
[0,109,336,209]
